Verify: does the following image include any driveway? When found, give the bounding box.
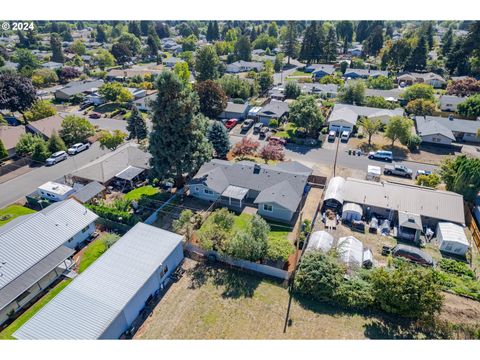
[0,142,110,208]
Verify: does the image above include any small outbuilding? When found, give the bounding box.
[341,202,363,222]
[322,176,346,212]
[366,165,381,182]
[437,222,469,257]
[306,231,334,253]
[337,236,364,269]
[37,181,75,202]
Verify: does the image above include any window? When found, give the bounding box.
[81,225,89,233]
[67,237,73,243]
[160,265,169,278]
[204,189,214,195]
[263,204,273,212]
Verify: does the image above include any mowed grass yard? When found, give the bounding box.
[0,205,36,226]
[134,259,380,339]
[233,213,290,243]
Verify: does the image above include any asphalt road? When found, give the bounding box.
[0,142,110,208]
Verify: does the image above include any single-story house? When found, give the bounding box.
[0,199,98,325]
[365,88,404,102]
[344,68,388,79]
[188,160,313,223]
[219,102,250,120]
[257,100,290,125]
[439,95,469,112]
[304,64,335,79]
[37,181,75,202]
[437,222,469,257]
[415,115,480,145]
[71,143,151,185]
[300,83,339,98]
[41,61,63,70]
[323,176,465,229]
[105,68,162,81]
[54,79,104,101]
[26,114,65,139]
[397,72,446,88]
[347,45,363,57]
[70,181,106,204]
[268,86,286,101]
[134,92,157,111]
[0,125,26,158]
[13,222,184,339]
[226,60,264,74]
[327,103,404,133]
[163,57,185,68]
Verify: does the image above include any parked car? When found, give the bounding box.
[340,130,350,142]
[79,101,92,110]
[89,112,101,119]
[268,136,287,146]
[383,163,413,178]
[368,150,393,162]
[259,126,270,139]
[224,118,238,130]
[415,169,432,179]
[241,119,255,131]
[45,151,68,166]
[253,123,263,134]
[391,244,435,267]
[327,130,336,142]
[67,142,90,155]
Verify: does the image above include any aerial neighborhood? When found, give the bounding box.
[1,19,480,341]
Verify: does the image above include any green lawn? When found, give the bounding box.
[232,213,289,243]
[77,233,120,273]
[124,185,160,201]
[275,123,298,140]
[0,205,36,227]
[0,279,71,340]
[290,70,312,77]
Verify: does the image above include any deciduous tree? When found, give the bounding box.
[289,95,324,136]
[384,116,413,147]
[259,143,285,163]
[59,115,95,145]
[231,136,259,158]
[194,80,228,118]
[98,129,126,150]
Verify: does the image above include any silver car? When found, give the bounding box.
[45,151,68,166]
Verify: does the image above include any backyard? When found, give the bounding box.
[0,204,36,226]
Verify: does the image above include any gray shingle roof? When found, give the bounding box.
[418,115,480,136]
[13,223,183,340]
[72,181,105,203]
[55,79,104,97]
[258,101,289,118]
[344,68,388,77]
[415,116,456,141]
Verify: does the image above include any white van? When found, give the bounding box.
[340,130,350,142]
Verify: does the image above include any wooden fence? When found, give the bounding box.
[464,203,480,251]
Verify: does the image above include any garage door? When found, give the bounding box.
[329,124,352,133]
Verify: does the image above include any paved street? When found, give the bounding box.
[0,142,110,208]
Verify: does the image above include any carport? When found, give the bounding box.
[114,165,146,189]
[221,185,249,208]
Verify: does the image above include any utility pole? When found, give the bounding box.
[333,137,340,177]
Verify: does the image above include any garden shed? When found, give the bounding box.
[322,176,346,212]
[341,203,363,222]
[437,222,469,257]
[306,231,334,253]
[337,236,364,269]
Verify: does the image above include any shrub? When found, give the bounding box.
[266,235,294,262]
[438,259,476,279]
[335,276,375,310]
[269,119,279,128]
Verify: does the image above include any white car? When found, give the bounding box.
[340,130,350,142]
[68,142,90,155]
[45,151,68,166]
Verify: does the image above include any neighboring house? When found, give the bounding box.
[344,68,388,79]
[323,176,465,229]
[105,68,162,81]
[365,88,404,102]
[327,103,404,133]
[226,60,264,73]
[415,115,480,145]
[304,64,336,79]
[347,45,363,57]
[26,114,65,139]
[70,181,106,204]
[54,79,104,101]
[188,159,313,223]
[71,143,151,185]
[439,95,469,112]
[134,93,157,111]
[396,72,446,88]
[268,86,286,101]
[41,61,63,70]
[219,102,250,120]
[14,222,184,340]
[257,100,290,125]
[0,125,26,157]
[0,199,98,326]
[37,181,76,202]
[300,83,339,98]
[126,87,147,100]
[163,57,185,68]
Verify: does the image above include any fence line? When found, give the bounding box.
[144,192,180,225]
[185,243,291,281]
[464,203,480,251]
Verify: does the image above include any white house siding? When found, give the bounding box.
[462,132,480,143]
[0,266,63,325]
[65,222,96,249]
[328,120,354,133]
[189,184,221,202]
[420,134,453,146]
[257,202,294,223]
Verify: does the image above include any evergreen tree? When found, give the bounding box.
[128,21,141,38]
[363,25,384,56]
[140,20,152,36]
[31,140,50,163]
[212,21,220,41]
[207,121,231,159]
[126,105,148,140]
[283,21,298,65]
[195,45,220,81]
[147,33,160,57]
[47,130,67,154]
[0,139,8,159]
[356,21,372,43]
[96,25,108,43]
[405,35,428,71]
[148,71,212,185]
[299,21,324,64]
[234,35,252,61]
[50,33,64,63]
[250,26,257,42]
[324,26,337,63]
[442,27,454,56]
[336,20,354,54]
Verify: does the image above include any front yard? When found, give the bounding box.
[0,204,36,226]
